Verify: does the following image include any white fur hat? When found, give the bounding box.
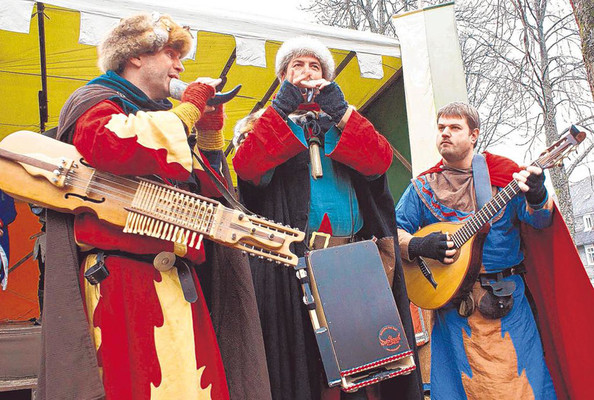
[275,36,335,81]
[98,12,193,73]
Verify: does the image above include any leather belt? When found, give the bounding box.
[97,250,155,264]
[85,250,198,303]
[479,263,526,281]
[309,231,352,250]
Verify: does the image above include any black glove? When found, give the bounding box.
[408,232,450,263]
[524,170,547,205]
[272,80,303,120]
[314,82,348,123]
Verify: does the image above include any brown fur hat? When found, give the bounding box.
[98,12,193,73]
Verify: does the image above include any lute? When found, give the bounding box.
[402,126,586,309]
[0,131,304,266]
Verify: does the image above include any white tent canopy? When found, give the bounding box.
[2,0,400,77]
[0,1,467,178]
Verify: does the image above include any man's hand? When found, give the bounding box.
[181,77,221,114]
[192,77,221,113]
[408,232,456,264]
[286,69,332,90]
[271,80,303,119]
[196,104,224,130]
[314,82,348,122]
[286,69,332,103]
[194,104,225,150]
[192,77,221,89]
[513,165,547,205]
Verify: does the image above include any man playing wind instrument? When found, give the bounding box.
[233,36,423,400]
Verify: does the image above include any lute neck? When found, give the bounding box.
[450,160,543,248]
[450,179,521,248]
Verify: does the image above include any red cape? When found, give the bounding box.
[421,152,594,400]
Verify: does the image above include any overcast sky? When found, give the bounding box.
[202,0,313,22]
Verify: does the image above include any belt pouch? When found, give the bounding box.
[477,274,515,319]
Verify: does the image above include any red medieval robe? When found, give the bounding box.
[72,99,229,400]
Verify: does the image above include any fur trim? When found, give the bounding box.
[233,108,266,148]
[98,13,193,73]
[275,36,335,81]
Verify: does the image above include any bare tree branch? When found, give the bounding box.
[566,142,594,176]
[302,0,594,235]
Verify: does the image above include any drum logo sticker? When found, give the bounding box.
[378,325,402,352]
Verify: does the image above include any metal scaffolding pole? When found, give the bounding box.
[36,2,48,133]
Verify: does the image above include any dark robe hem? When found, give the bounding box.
[239,151,423,400]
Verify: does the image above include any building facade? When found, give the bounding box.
[571,177,594,284]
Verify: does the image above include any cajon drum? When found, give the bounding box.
[296,240,416,392]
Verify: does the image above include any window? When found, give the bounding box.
[586,245,594,266]
[584,215,593,232]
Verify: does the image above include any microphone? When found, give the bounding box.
[169,78,242,105]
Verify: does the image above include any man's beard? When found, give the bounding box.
[439,145,470,164]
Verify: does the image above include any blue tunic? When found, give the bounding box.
[259,117,363,237]
[396,173,556,400]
